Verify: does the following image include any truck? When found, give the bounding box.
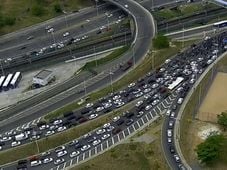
[15,133,28,141]
[120,59,133,71]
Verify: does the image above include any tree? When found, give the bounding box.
[195,134,224,165]
[54,3,62,13]
[152,34,169,49]
[217,112,227,131]
[31,5,44,16]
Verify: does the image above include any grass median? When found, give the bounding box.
[44,39,198,121]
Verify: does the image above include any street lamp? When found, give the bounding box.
[109,69,114,93]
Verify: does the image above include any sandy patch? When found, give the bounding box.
[198,72,227,122]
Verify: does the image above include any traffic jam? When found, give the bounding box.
[1,31,227,170]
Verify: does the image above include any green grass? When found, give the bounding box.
[44,39,199,121]
[0,0,93,35]
[72,120,168,170]
[82,45,130,70]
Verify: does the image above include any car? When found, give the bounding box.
[55,146,65,153]
[53,119,63,125]
[113,116,120,122]
[89,114,98,120]
[30,160,41,167]
[124,4,128,8]
[11,141,21,147]
[101,133,111,140]
[177,98,183,104]
[96,129,106,135]
[41,151,51,157]
[68,140,79,146]
[173,154,180,163]
[30,135,40,141]
[0,136,12,142]
[27,36,34,40]
[115,101,125,108]
[106,125,115,132]
[63,32,69,37]
[170,112,175,118]
[39,124,49,130]
[0,146,2,150]
[172,105,177,110]
[49,125,58,130]
[166,110,171,116]
[103,123,111,128]
[167,129,172,137]
[47,28,54,33]
[144,88,151,93]
[96,105,105,112]
[70,151,80,158]
[45,130,55,136]
[152,99,159,106]
[57,150,67,157]
[81,144,91,151]
[87,136,97,143]
[113,95,121,100]
[126,119,134,126]
[42,157,53,164]
[135,92,143,98]
[145,105,152,111]
[168,120,174,128]
[136,111,144,118]
[169,146,175,153]
[136,100,143,107]
[128,83,135,88]
[54,158,65,165]
[92,139,101,146]
[152,83,159,89]
[57,126,67,132]
[178,164,186,170]
[167,138,172,143]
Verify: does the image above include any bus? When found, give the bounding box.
[168,77,184,90]
[213,20,227,28]
[10,72,22,89]
[0,76,6,92]
[2,74,14,91]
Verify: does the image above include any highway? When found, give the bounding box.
[0,0,155,135]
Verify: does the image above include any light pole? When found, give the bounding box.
[109,69,114,93]
[95,0,99,16]
[35,140,40,154]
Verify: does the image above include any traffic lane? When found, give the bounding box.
[0,3,113,50]
[0,10,125,58]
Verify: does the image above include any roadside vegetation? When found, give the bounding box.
[0,0,93,35]
[73,119,168,170]
[152,35,169,49]
[153,2,218,22]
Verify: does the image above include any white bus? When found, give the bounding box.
[10,72,22,89]
[168,77,184,90]
[2,74,14,91]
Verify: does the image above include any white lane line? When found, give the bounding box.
[149,111,154,118]
[141,117,145,124]
[63,162,67,169]
[89,149,91,157]
[107,140,109,148]
[145,115,149,122]
[132,124,136,131]
[56,165,60,170]
[95,146,98,154]
[112,137,115,144]
[83,153,85,160]
[136,121,140,128]
[70,159,73,166]
[76,156,79,164]
[101,143,103,151]
[117,134,120,141]
[122,131,126,138]
[157,106,161,113]
[127,127,130,135]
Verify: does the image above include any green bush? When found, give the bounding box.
[153,35,169,49]
[54,3,62,13]
[4,16,16,26]
[31,5,44,16]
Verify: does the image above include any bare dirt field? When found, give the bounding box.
[197,72,227,122]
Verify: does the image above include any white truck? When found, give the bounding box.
[15,133,28,141]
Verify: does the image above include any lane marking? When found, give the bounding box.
[112,137,115,144]
[70,159,73,166]
[101,143,103,151]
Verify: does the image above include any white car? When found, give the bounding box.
[55,146,66,153]
[135,92,143,98]
[106,125,114,132]
[43,157,53,164]
[145,105,152,111]
[92,139,101,146]
[115,101,125,108]
[0,136,12,142]
[113,116,120,122]
[166,110,171,116]
[128,82,135,88]
[53,119,63,125]
[136,100,143,107]
[63,32,69,37]
[47,28,54,33]
[39,124,49,130]
[57,150,67,157]
[96,129,106,135]
[174,154,180,163]
[167,129,172,137]
[152,100,159,106]
[57,126,67,132]
[104,102,112,108]
[70,151,80,158]
[167,138,172,143]
[31,160,42,167]
[96,107,104,112]
[45,130,55,136]
[113,95,121,100]
[124,4,128,8]
[89,114,98,120]
[54,158,65,165]
[81,144,91,151]
[101,133,111,140]
[152,83,159,89]
[170,112,175,118]
[11,141,21,147]
[86,103,93,108]
[103,123,111,128]
[177,98,183,105]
